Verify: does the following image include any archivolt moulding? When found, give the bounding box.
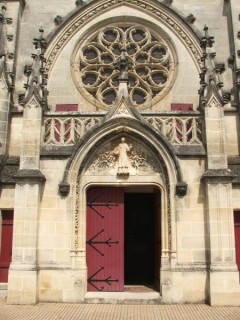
[45,0,202,76]
[73,130,172,255]
[60,122,186,245]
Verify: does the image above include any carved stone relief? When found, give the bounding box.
[85,137,160,176]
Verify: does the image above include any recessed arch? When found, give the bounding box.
[60,116,186,279]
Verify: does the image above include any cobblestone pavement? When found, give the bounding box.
[0,299,240,320]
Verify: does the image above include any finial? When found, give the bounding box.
[113,37,132,81]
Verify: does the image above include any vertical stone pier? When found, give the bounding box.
[203,94,240,306]
[7,96,45,304]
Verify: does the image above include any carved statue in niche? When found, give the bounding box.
[86,137,160,176]
[114,137,132,176]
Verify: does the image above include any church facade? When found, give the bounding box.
[0,0,240,306]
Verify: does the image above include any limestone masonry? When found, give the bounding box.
[0,0,240,306]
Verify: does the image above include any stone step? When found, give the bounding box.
[0,283,7,299]
[84,291,162,305]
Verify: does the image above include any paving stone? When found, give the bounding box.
[0,299,240,320]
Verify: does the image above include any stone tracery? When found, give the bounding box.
[73,24,177,109]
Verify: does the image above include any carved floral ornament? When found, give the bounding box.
[45,0,202,77]
[72,23,177,110]
[85,137,161,176]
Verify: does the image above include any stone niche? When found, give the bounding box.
[84,136,162,177]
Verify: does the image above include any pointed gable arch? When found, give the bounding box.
[60,114,185,192]
[44,0,203,78]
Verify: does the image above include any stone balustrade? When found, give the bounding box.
[42,113,203,146]
[145,115,202,145]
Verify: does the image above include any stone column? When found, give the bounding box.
[7,96,45,305]
[203,94,240,306]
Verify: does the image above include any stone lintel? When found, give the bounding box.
[15,169,46,182]
[202,169,236,182]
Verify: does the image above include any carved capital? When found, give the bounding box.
[176,182,188,197]
[59,182,70,197]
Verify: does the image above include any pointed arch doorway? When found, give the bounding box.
[86,186,161,292]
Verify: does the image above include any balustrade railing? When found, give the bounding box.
[42,116,102,145]
[42,113,203,146]
[145,116,202,145]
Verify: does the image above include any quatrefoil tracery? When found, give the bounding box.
[75,24,177,110]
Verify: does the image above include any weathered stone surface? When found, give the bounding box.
[0,157,20,184]
[1,0,240,307]
[228,156,240,184]
[15,169,46,182]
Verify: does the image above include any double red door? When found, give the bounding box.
[86,187,124,291]
[0,210,14,282]
[86,187,161,292]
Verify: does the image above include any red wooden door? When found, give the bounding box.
[234,211,240,270]
[0,210,14,282]
[86,187,124,291]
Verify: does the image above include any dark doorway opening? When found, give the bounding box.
[124,193,155,286]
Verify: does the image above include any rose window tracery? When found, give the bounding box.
[72,24,177,110]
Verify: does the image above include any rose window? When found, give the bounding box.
[73,24,177,110]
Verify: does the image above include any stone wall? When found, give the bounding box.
[1,0,240,306]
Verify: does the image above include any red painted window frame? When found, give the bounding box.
[55,104,78,112]
[171,103,193,111]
